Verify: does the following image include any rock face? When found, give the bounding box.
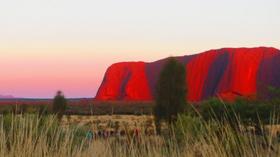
[96,62,152,100]
[96,47,280,101]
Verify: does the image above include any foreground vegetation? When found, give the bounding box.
[0,109,280,157]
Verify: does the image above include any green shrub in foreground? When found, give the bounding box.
[154,58,188,134]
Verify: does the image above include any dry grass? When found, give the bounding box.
[61,115,154,131]
[0,114,279,157]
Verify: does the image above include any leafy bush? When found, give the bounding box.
[154,58,188,134]
[198,97,280,135]
[52,91,68,120]
[173,113,205,143]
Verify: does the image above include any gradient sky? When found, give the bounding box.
[0,0,279,98]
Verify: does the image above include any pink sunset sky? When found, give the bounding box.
[0,0,279,98]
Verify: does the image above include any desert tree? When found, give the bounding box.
[52,91,67,120]
[154,57,188,134]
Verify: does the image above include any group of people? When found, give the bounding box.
[85,128,154,141]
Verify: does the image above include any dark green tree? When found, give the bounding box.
[154,57,187,134]
[52,91,67,120]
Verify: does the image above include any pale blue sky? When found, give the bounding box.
[0,0,279,98]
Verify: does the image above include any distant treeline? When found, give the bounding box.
[0,99,155,115]
[1,97,280,118]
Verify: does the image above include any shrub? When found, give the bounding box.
[38,105,49,117]
[198,97,280,134]
[199,98,226,121]
[52,91,68,120]
[154,58,188,134]
[173,113,205,143]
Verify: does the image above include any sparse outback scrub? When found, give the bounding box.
[0,113,279,157]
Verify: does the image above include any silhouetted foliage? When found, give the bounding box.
[173,113,204,144]
[154,57,188,134]
[199,97,280,134]
[38,105,49,117]
[52,91,67,120]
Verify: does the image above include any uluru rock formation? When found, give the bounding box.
[96,47,280,102]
